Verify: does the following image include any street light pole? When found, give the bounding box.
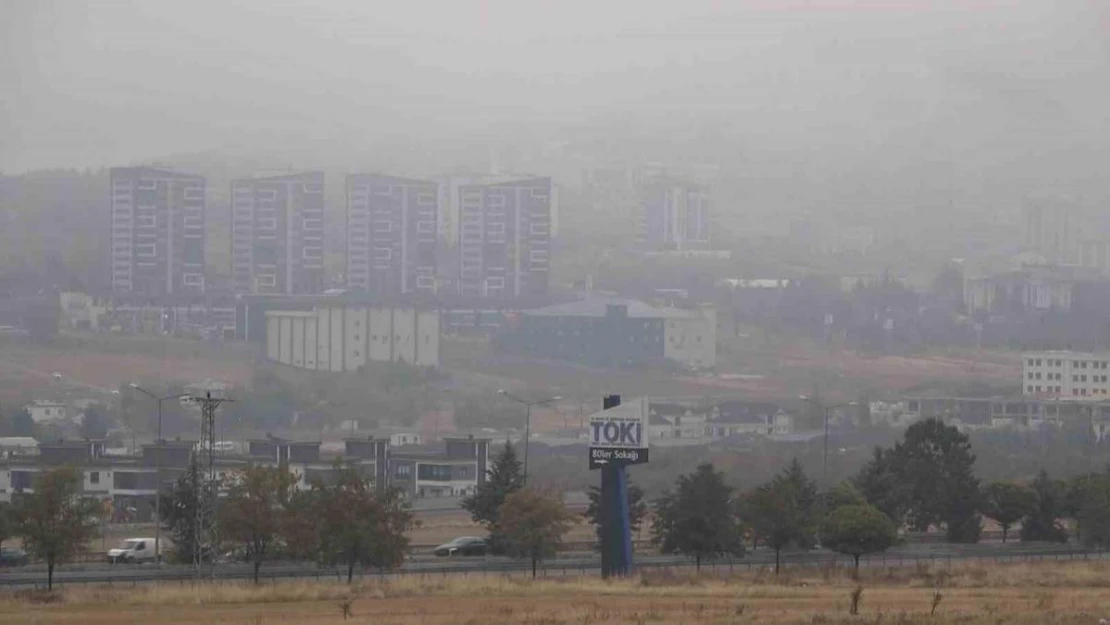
[524,403,532,478]
[131,384,187,566]
[498,390,561,483]
[800,396,856,486]
[823,407,831,481]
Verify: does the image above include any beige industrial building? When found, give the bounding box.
[265,305,440,371]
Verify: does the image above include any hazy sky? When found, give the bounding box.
[3,0,1108,178]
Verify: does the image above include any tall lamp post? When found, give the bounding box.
[498,390,561,482]
[130,384,188,565]
[800,396,857,485]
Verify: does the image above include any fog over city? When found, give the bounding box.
[6,2,1110,615]
[6,2,1109,216]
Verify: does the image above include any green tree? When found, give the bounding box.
[981,482,1037,543]
[1020,470,1069,544]
[219,465,299,583]
[282,488,323,562]
[78,403,111,440]
[6,408,35,437]
[160,459,201,564]
[853,447,910,526]
[498,487,577,579]
[748,459,820,573]
[0,502,15,550]
[118,386,146,440]
[823,481,867,513]
[856,418,981,542]
[237,369,299,428]
[316,466,413,582]
[652,463,746,571]
[17,467,100,589]
[820,504,898,575]
[461,441,524,552]
[584,481,648,544]
[1073,472,1110,548]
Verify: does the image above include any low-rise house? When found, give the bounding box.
[388,436,489,499]
[708,401,792,437]
[0,437,38,458]
[25,400,68,424]
[0,434,490,514]
[647,402,710,440]
[593,397,796,444]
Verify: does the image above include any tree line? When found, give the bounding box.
[648,417,1110,574]
[0,461,415,588]
[161,460,414,583]
[10,419,1110,589]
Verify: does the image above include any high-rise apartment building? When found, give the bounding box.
[110,167,206,297]
[230,172,325,295]
[457,177,551,299]
[346,174,438,296]
[1023,199,1079,265]
[637,183,711,252]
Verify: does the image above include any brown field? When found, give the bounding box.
[0,335,252,403]
[4,561,1110,624]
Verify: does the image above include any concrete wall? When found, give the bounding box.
[329,307,343,372]
[279,316,293,364]
[265,305,441,372]
[304,315,318,369]
[266,315,280,361]
[343,306,367,370]
[368,307,393,362]
[416,311,440,367]
[291,316,305,367]
[393,308,416,364]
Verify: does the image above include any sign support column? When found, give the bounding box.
[591,394,646,578]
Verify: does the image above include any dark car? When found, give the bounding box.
[432,536,488,557]
[0,547,29,567]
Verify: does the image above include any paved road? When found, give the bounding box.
[1,542,1101,588]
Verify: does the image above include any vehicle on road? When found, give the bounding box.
[0,547,29,567]
[433,536,488,557]
[51,372,63,380]
[107,538,160,564]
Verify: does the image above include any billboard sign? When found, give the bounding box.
[589,397,650,470]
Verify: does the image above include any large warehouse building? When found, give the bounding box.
[265,305,440,370]
[498,298,716,369]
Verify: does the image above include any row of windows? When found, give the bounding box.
[1026,372,1109,382]
[1028,385,1110,396]
[1028,358,1110,369]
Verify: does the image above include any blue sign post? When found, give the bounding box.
[593,394,640,578]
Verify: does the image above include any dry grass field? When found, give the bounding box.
[4,561,1110,625]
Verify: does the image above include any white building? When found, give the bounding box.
[1022,351,1110,399]
[386,432,422,447]
[0,437,38,459]
[265,305,440,371]
[612,398,793,444]
[25,400,68,424]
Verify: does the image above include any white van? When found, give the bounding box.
[107,537,160,564]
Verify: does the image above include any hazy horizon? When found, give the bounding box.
[3,0,1107,203]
